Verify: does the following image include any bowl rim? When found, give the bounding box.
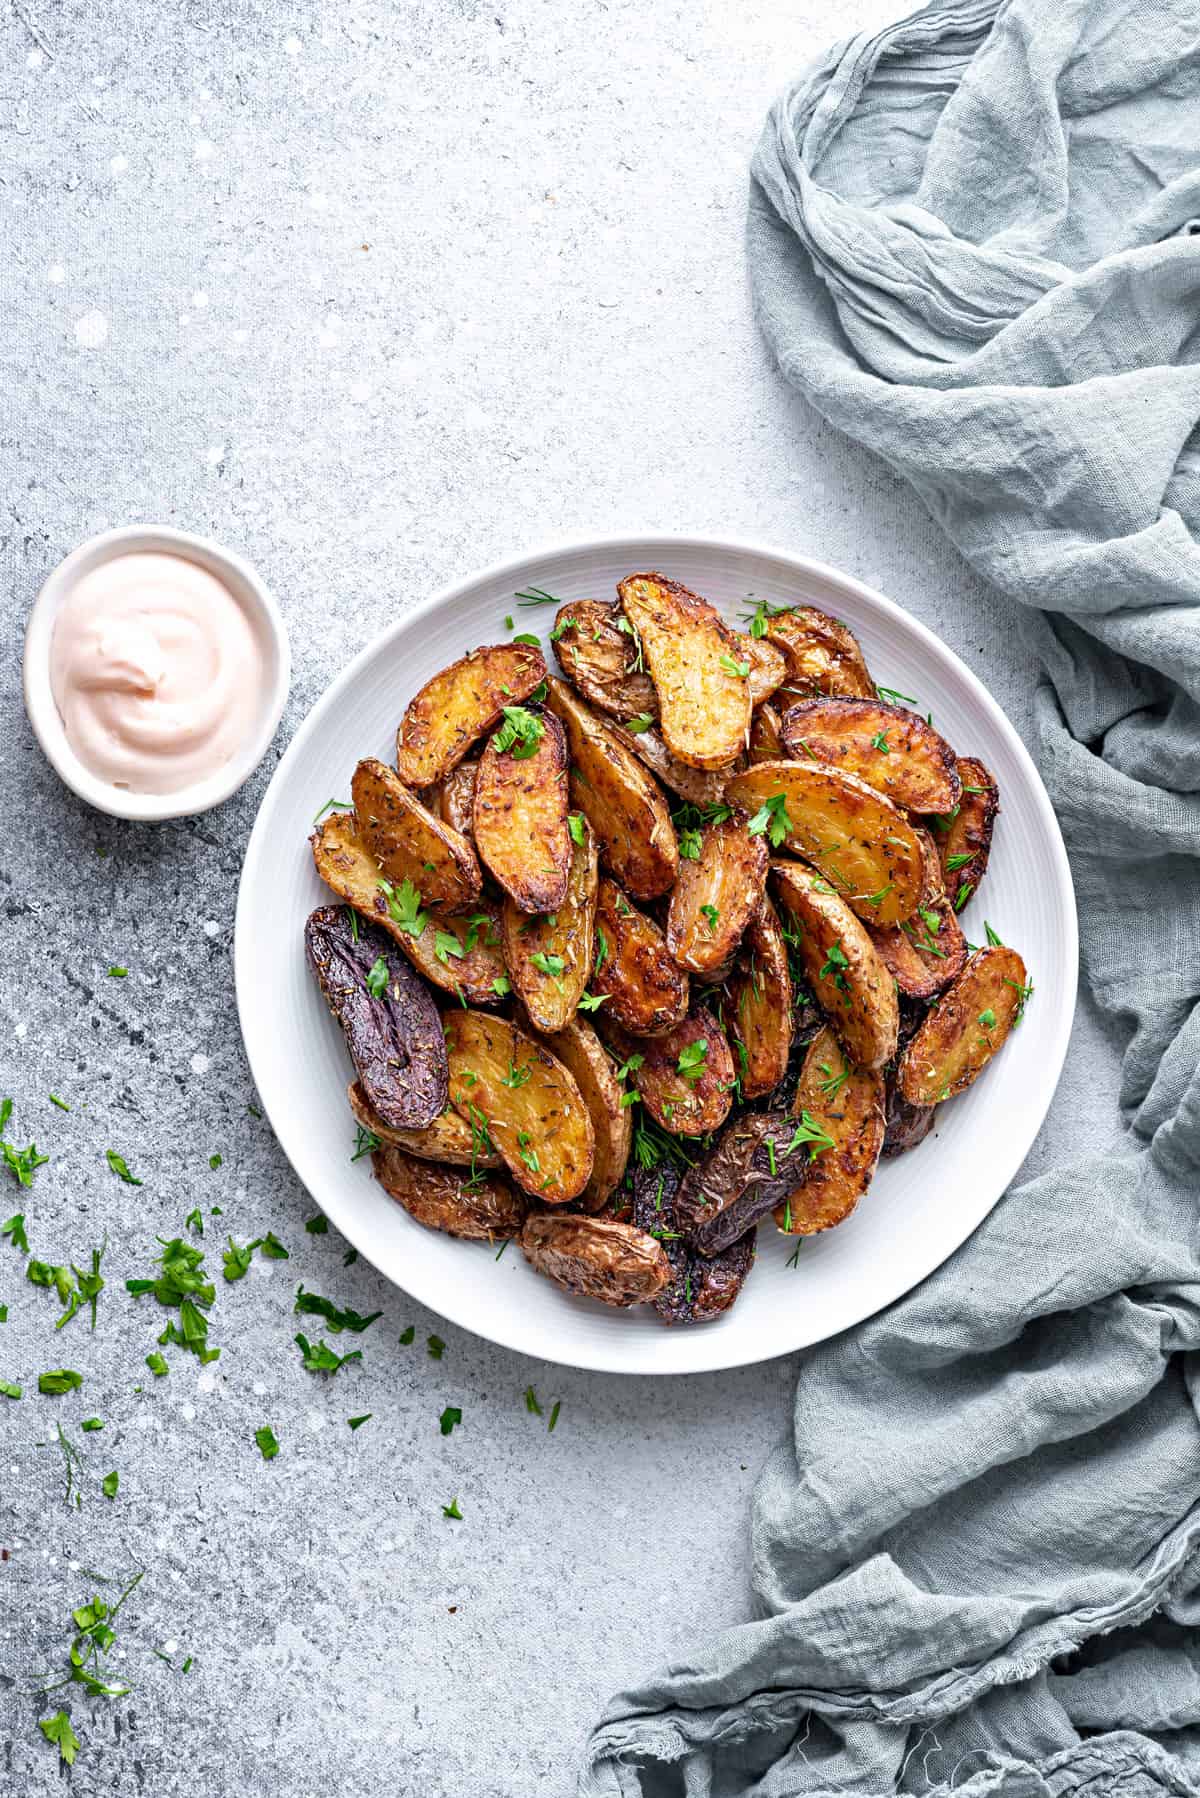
[22,523,291,822]
[234,528,1080,1374]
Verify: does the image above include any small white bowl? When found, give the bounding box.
[23,525,291,822]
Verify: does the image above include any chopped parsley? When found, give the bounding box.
[502,1060,533,1090]
[787,1111,836,1159]
[514,585,563,607]
[185,1208,203,1236]
[146,1352,168,1376]
[399,1325,415,1345]
[676,1040,709,1085]
[740,597,791,639]
[529,952,565,979]
[294,1333,362,1375]
[524,1385,543,1415]
[576,991,608,1011]
[719,653,750,678]
[869,731,890,754]
[978,1007,997,1029]
[379,877,429,939]
[255,1426,280,1460]
[49,1094,70,1112]
[106,966,128,979]
[567,811,586,846]
[984,921,1004,946]
[594,926,609,975]
[305,1213,328,1234]
[38,1368,83,1395]
[0,1379,21,1399]
[81,1417,104,1432]
[441,1497,463,1519]
[700,903,720,931]
[1,1213,29,1252]
[439,1405,462,1435]
[511,632,541,648]
[548,1400,561,1432]
[365,955,389,997]
[747,792,793,848]
[875,686,916,706]
[312,797,353,824]
[294,1285,381,1334]
[105,1150,141,1186]
[427,1333,446,1359]
[101,1470,119,1501]
[433,929,465,965]
[492,705,544,760]
[491,974,512,997]
[348,1414,372,1430]
[39,1711,80,1767]
[945,851,976,871]
[625,713,655,733]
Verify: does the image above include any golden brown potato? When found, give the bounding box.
[348,1080,501,1168]
[740,633,788,706]
[770,861,899,1070]
[726,761,924,928]
[604,1009,735,1136]
[724,896,793,1100]
[610,721,741,808]
[780,698,961,815]
[501,816,598,1032]
[544,677,678,901]
[351,757,481,906]
[520,1212,669,1307]
[551,599,659,722]
[372,1144,526,1241]
[617,573,752,771]
[590,877,689,1036]
[534,1013,631,1211]
[748,703,784,764]
[773,1028,885,1234]
[763,606,875,702]
[395,642,546,787]
[426,759,478,840]
[868,828,967,1000]
[666,814,768,976]
[927,756,999,912]
[444,1009,594,1203]
[473,709,571,914]
[897,945,1029,1104]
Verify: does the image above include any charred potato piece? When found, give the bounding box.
[726,761,923,928]
[427,759,478,840]
[868,828,967,1000]
[666,815,767,976]
[444,1009,594,1203]
[897,946,1029,1105]
[630,1163,755,1323]
[611,721,741,808]
[763,605,875,701]
[882,1077,935,1158]
[501,817,598,1032]
[372,1145,526,1241]
[534,1013,631,1212]
[741,633,788,707]
[774,1027,885,1234]
[724,896,793,1100]
[395,642,546,787]
[770,862,899,1070]
[676,1111,809,1256]
[780,698,960,815]
[551,599,659,722]
[348,1080,501,1168]
[545,677,678,901]
[604,1008,734,1136]
[351,757,481,906]
[748,702,784,765]
[591,877,689,1036]
[304,905,447,1130]
[520,1211,669,1307]
[927,756,999,912]
[473,709,571,914]
[617,573,752,771]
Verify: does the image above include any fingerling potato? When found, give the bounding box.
[868,828,967,1000]
[534,1012,631,1211]
[897,946,1029,1105]
[591,877,689,1036]
[666,814,767,976]
[501,815,598,1032]
[780,697,960,814]
[426,759,479,840]
[395,642,546,787]
[520,1212,669,1307]
[551,599,659,722]
[617,572,752,771]
[474,708,571,914]
[444,1009,594,1203]
[773,1027,885,1234]
[372,1145,527,1241]
[348,1079,501,1168]
[352,757,481,906]
[611,721,741,808]
[724,896,793,1099]
[927,756,999,912]
[740,633,787,706]
[545,677,678,900]
[604,1008,735,1136]
[770,861,899,1070]
[748,702,784,764]
[763,605,875,701]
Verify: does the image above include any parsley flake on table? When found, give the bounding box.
[255,1425,280,1460]
[81,1417,103,1432]
[146,1352,168,1377]
[101,1470,119,1501]
[107,966,128,978]
[49,1093,70,1112]
[0,1303,6,1322]
[294,1285,381,1334]
[427,1333,446,1359]
[399,1325,415,1344]
[439,1405,462,1435]
[39,1710,80,1767]
[548,1400,561,1432]
[184,1208,204,1236]
[347,1413,372,1431]
[985,920,1004,946]
[294,1332,362,1375]
[38,1368,83,1395]
[0,1379,21,1399]
[1,1098,49,1187]
[223,1237,261,1282]
[305,1214,329,1234]
[441,1497,463,1520]
[524,1385,543,1416]
[105,1150,141,1186]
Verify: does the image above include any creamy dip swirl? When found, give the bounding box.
[49,552,264,796]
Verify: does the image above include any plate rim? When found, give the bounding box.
[234,530,1079,1375]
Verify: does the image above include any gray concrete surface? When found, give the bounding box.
[0,1,1126,1792]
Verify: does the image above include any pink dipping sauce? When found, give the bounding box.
[49,552,265,796]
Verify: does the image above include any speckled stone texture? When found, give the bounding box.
[0,2,1124,1792]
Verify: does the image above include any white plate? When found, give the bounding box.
[235,534,1077,1375]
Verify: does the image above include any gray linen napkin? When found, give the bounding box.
[581,3,1200,1793]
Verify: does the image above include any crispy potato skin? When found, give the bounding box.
[473,709,571,914]
[611,721,741,807]
[781,698,961,815]
[868,828,967,1000]
[748,703,783,764]
[534,1013,631,1211]
[764,606,875,702]
[882,1076,935,1158]
[351,757,481,906]
[726,760,924,928]
[741,634,787,707]
[666,815,767,976]
[676,1112,807,1255]
[444,1009,595,1203]
[774,1027,885,1234]
[770,861,899,1070]
[501,818,598,1033]
[897,946,1028,1104]
[724,896,793,1099]
[348,1079,501,1167]
[545,677,678,900]
[629,1164,755,1323]
[551,599,659,721]
[426,759,478,840]
[604,1008,735,1136]
[372,1145,526,1241]
[591,877,689,1035]
[395,643,546,787]
[520,1212,670,1307]
[617,573,752,771]
[927,756,999,911]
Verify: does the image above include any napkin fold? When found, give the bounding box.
[582,3,1200,1792]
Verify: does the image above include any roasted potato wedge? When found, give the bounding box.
[545,677,678,901]
[444,1009,594,1203]
[676,1112,808,1256]
[882,1077,935,1158]
[774,1027,885,1234]
[927,756,999,912]
[617,573,751,771]
[551,599,658,722]
[748,702,784,764]
[763,605,875,701]
[868,828,967,1000]
[372,1145,526,1241]
[726,761,924,928]
[473,708,570,914]
[666,814,767,976]
[611,721,741,808]
[770,862,898,1070]
[305,905,448,1129]
[741,633,788,707]
[520,1212,669,1307]
[897,946,1029,1105]
[724,896,793,1100]
[348,1080,501,1168]
[604,1008,734,1136]
[534,1013,631,1212]
[351,757,481,906]
[395,642,546,787]
[427,759,478,840]
[501,816,598,1032]
[591,877,689,1036]
[781,697,960,815]
[629,1164,755,1323]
